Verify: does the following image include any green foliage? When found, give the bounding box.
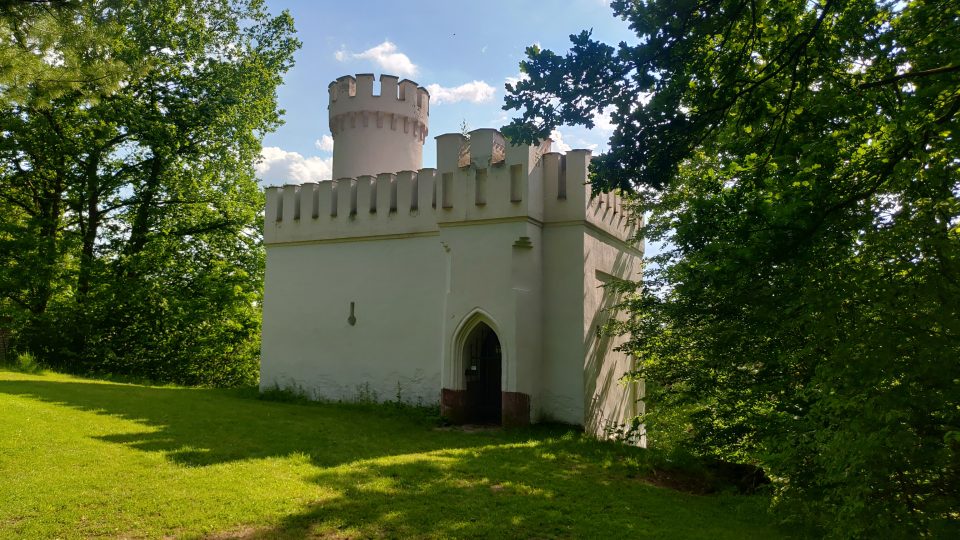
[505,0,960,536]
[0,0,299,386]
[0,1,131,106]
[4,351,43,374]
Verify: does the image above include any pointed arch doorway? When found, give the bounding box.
[462,322,502,424]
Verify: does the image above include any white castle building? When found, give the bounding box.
[260,73,643,435]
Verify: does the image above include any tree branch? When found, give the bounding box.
[859,64,960,89]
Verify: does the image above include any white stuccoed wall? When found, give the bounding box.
[582,229,644,439]
[261,72,644,438]
[260,235,443,403]
[540,223,587,424]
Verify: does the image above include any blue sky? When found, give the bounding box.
[255,0,636,186]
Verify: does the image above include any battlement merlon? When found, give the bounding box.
[328,74,429,134]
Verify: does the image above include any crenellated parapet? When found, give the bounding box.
[431,129,637,243]
[328,74,429,139]
[328,74,430,180]
[265,169,437,244]
[584,183,637,244]
[264,127,637,245]
[541,150,637,243]
[328,74,430,178]
[433,129,547,225]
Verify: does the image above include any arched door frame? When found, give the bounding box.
[448,308,507,392]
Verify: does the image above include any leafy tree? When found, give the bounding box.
[0,0,130,106]
[504,0,959,535]
[0,0,299,386]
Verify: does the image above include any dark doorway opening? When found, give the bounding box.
[463,323,502,424]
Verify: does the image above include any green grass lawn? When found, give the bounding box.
[0,370,788,539]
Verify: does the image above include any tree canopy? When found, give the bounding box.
[0,0,299,385]
[505,0,959,535]
[0,0,130,106]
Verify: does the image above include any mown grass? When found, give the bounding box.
[0,369,790,539]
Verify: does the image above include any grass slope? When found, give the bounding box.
[0,370,786,539]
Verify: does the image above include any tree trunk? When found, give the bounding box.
[127,155,162,257]
[30,171,65,315]
[77,153,101,298]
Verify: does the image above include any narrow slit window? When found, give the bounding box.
[349,181,357,216]
[411,177,419,211]
[510,164,522,202]
[310,187,320,218]
[390,178,397,212]
[475,169,487,206]
[442,173,453,208]
[293,189,301,220]
[367,179,377,213]
[558,158,567,200]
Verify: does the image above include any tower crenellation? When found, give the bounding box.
[328,74,430,179]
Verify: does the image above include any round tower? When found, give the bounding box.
[328,73,430,179]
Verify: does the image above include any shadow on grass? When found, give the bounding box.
[0,377,535,469]
[248,440,778,539]
[0,375,787,538]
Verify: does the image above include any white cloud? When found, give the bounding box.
[489,112,510,127]
[580,141,600,152]
[425,81,496,104]
[549,129,572,152]
[315,135,334,152]
[255,147,332,186]
[592,107,616,132]
[569,132,602,153]
[335,41,418,77]
[504,72,530,88]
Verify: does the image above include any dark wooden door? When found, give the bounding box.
[465,325,502,424]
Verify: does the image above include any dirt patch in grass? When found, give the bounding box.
[640,461,770,495]
[202,525,261,539]
[433,424,501,433]
[640,469,716,495]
